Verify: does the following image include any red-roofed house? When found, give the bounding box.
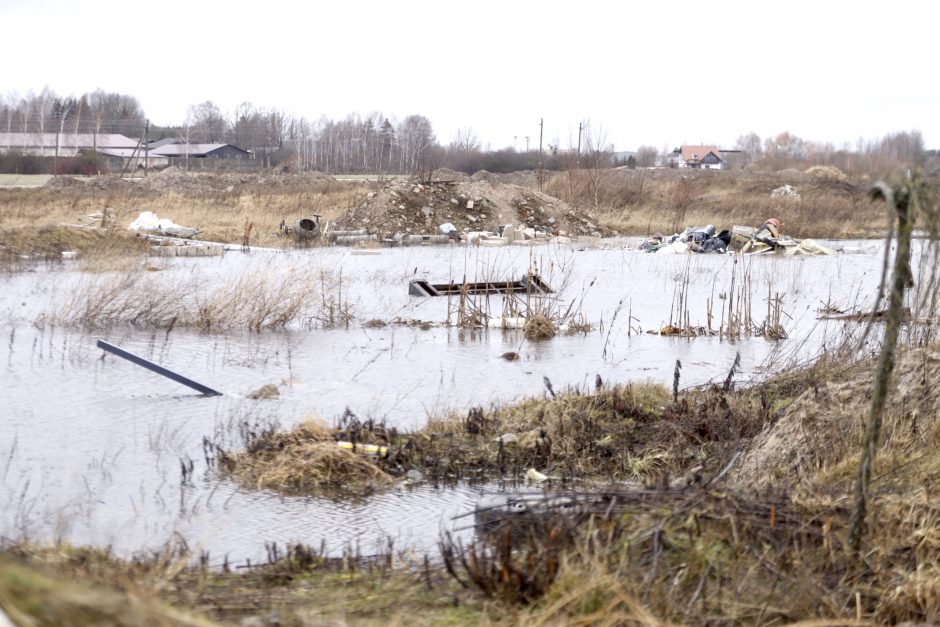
[672,145,724,169]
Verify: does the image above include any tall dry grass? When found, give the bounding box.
[544,168,885,238]
[52,264,352,331]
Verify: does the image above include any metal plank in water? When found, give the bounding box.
[96,340,222,396]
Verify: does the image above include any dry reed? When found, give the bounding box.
[52,264,348,331]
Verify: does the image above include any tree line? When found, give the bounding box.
[0,88,929,176]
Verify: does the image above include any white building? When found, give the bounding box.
[0,133,139,157]
[672,145,724,169]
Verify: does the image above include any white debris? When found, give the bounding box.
[526,468,548,484]
[771,184,800,200]
[438,222,456,235]
[784,239,836,256]
[655,241,690,255]
[487,316,527,329]
[128,211,199,238]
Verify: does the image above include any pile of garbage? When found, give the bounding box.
[639,225,732,255]
[640,218,836,256]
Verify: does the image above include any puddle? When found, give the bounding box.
[0,240,893,563]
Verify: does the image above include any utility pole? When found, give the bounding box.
[144,119,149,178]
[537,117,544,192]
[525,136,530,152]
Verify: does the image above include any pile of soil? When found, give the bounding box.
[804,165,848,181]
[429,167,470,182]
[332,178,612,239]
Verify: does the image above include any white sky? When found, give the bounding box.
[2,0,937,150]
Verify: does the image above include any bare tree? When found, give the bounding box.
[188,101,227,143]
[635,145,659,168]
[451,127,480,156]
[735,132,763,167]
[582,121,611,210]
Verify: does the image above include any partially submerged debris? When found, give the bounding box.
[640,224,732,254]
[97,340,222,396]
[643,220,835,256]
[408,273,554,297]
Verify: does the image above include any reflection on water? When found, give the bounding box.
[0,240,889,561]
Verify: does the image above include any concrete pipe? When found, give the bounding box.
[296,218,318,233]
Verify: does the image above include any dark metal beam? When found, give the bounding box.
[97,340,222,397]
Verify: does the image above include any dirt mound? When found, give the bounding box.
[731,345,940,491]
[131,170,334,193]
[492,170,543,187]
[42,176,87,189]
[805,165,847,181]
[332,178,612,239]
[429,168,470,182]
[43,175,145,195]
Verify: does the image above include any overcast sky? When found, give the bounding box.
[2,0,937,151]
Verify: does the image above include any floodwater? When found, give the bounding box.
[0,239,892,565]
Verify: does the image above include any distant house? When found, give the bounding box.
[93,148,169,170]
[149,143,252,160]
[672,145,724,169]
[0,133,139,157]
[147,137,179,150]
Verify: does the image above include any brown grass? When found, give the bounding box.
[0,548,214,626]
[0,174,370,249]
[732,343,940,494]
[217,371,779,496]
[217,419,395,495]
[544,168,886,239]
[0,226,149,270]
[52,264,346,331]
[2,540,493,626]
[484,489,940,625]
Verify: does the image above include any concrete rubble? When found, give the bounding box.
[332,177,612,245]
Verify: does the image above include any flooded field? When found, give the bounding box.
[0,239,887,565]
